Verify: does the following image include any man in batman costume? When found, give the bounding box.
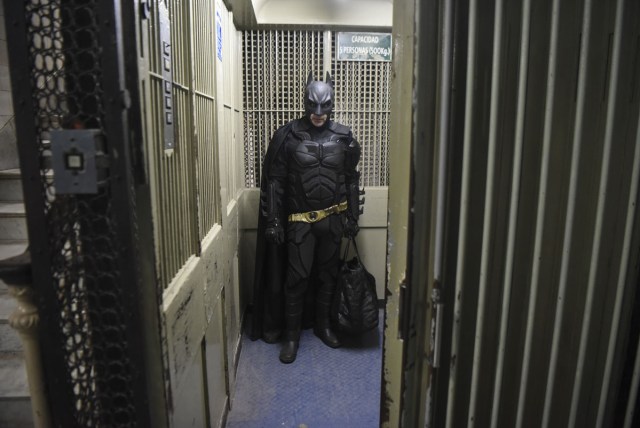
[251,71,362,363]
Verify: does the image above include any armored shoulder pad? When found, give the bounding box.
[329,121,352,136]
[272,121,294,142]
[345,136,361,169]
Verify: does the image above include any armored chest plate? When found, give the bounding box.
[292,139,345,169]
[284,135,348,209]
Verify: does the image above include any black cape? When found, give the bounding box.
[249,121,291,342]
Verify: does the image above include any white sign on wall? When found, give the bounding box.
[337,32,392,62]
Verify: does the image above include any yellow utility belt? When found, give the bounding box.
[288,201,348,223]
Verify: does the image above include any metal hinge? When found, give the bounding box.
[398,276,410,340]
[429,284,443,368]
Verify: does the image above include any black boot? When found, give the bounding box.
[315,287,341,348]
[279,339,299,364]
[314,326,341,348]
[280,293,303,363]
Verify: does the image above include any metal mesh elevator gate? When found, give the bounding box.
[5,1,165,426]
[242,30,391,188]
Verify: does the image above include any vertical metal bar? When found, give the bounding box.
[367,61,374,186]
[288,31,292,118]
[468,0,503,423]
[323,30,332,76]
[446,0,478,424]
[370,62,375,184]
[294,30,298,114]
[255,32,262,184]
[541,2,592,426]
[432,0,453,366]
[625,337,640,428]
[275,30,279,123]
[187,0,200,246]
[598,81,640,428]
[490,0,531,425]
[515,0,561,425]
[375,61,381,186]
[569,0,624,424]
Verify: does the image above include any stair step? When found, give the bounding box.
[0,240,29,297]
[0,323,23,354]
[0,397,33,428]
[0,354,29,398]
[0,240,28,260]
[0,291,15,322]
[0,169,23,202]
[0,202,27,241]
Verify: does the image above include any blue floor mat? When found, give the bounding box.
[226,313,383,428]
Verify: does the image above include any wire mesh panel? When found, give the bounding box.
[6,0,147,425]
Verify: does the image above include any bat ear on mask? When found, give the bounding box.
[325,71,334,88]
[307,71,314,86]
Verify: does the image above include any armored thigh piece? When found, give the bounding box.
[313,216,344,327]
[283,222,314,340]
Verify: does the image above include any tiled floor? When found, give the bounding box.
[226,312,383,428]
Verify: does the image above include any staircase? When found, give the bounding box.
[0,168,32,427]
[1,0,33,418]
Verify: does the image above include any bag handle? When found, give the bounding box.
[343,237,363,265]
[342,237,352,260]
[351,237,362,260]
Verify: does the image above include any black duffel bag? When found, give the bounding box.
[332,238,379,334]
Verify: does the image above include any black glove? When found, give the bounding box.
[344,217,359,238]
[265,218,284,244]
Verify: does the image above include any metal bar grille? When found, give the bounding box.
[568,0,624,424]
[433,0,640,427]
[242,30,391,188]
[144,0,220,288]
[489,0,531,425]
[243,30,324,187]
[192,0,219,239]
[331,37,391,187]
[467,0,504,423]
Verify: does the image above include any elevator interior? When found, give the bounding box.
[3,0,640,427]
